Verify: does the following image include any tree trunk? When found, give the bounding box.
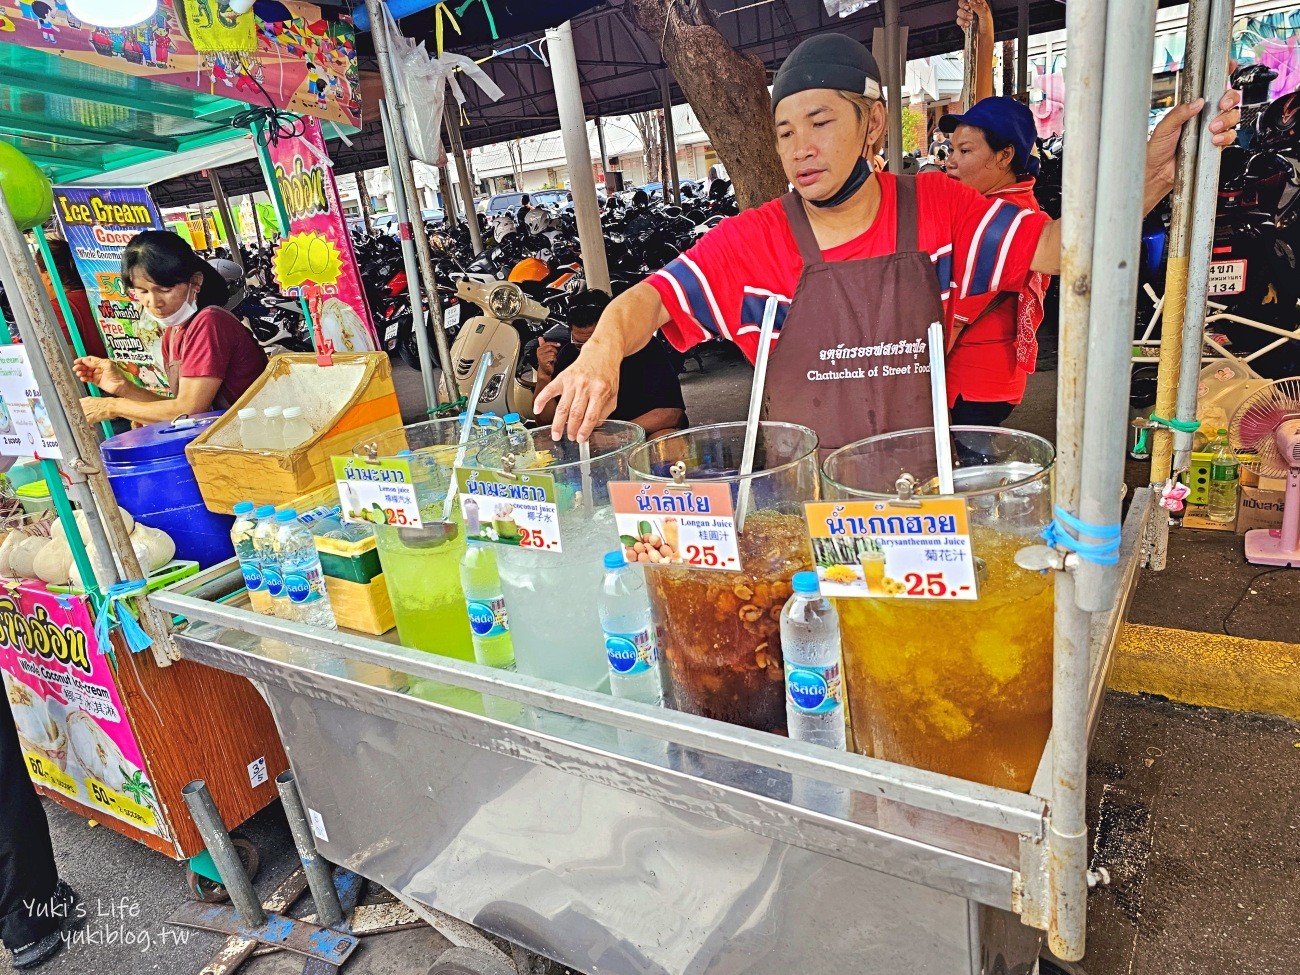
[1001,39,1016,98]
[630,111,662,186]
[657,109,669,191]
[630,0,786,209]
[355,169,374,234]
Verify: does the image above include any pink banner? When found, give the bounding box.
[269,116,378,353]
[0,584,166,839]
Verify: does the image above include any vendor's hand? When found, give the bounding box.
[1146,62,1242,193]
[956,0,990,31]
[80,395,118,424]
[73,356,127,396]
[533,342,620,443]
[536,337,559,375]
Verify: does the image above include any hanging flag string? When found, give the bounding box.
[433,1,462,56]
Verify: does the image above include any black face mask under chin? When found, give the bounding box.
[809,155,874,209]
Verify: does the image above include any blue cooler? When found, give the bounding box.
[102,412,235,568]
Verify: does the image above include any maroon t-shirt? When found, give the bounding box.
[161,306,267,408]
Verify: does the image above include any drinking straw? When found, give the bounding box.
[736,296,780,532]
[441,352,495,523]
[927,320,956,495]
[578,438,594,515]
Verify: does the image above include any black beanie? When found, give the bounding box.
[771,33,883,111]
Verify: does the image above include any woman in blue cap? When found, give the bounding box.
[537,30,1240,450]
[940,96,1048,426]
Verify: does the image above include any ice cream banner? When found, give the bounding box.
[268,117,377,353]
[52,186,171,395]
[0,345,62,459]
[0,1,360,128]
[804,499,979,600]
[0,585,165,838]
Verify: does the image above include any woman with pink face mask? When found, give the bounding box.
[76,231,267,426]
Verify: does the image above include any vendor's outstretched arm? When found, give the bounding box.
[1030,87,1242,275]
[534,282,668,442]
[81,376,222,426]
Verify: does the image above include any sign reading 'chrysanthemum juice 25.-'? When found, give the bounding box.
[804,498,978,600]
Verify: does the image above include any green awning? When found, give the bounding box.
[0,42,255,183]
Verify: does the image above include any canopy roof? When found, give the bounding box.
[150,0,1175,207]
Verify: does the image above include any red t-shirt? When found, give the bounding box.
[646,171,1051,367]
[161,306,268,408]
[948,180,1051,406]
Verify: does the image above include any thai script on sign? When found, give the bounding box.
[340,463,408,484]
[276,156,330,222]
[822,505,957,537]
[634,484,712,514]
[818,337,928,361]
[0,597,91,675]
[464,475,548,502]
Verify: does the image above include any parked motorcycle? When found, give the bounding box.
[447,280,550,418]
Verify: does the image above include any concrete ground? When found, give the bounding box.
[5,345,1297,975]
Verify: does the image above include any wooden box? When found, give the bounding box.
[186,353,401,515]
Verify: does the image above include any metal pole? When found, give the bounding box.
[207,169,242,254]
[365,0,458,399]
[436,162,459,230]
[380,100,439,414]
[595,116,611,178]
[276,770,343,928]
[1017,0,1030,96]
[249,195,265,251]
[0,188,178,667]
[546,20,611,294]
[883,0,904,174]
[354,170,375,234]
[1173,0,1235,471]
[446,113,484,254]
[181,781,265,927]
[1149,0,1211,571]
[249,118,318,349]
[661,69,681,205]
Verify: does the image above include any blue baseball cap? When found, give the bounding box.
[939,97,1040,177]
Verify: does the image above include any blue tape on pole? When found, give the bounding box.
[1041,507,1122,566]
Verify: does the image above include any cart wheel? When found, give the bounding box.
[1040,955,1088,975]
[185,837,261,904]
[427,947,516,975]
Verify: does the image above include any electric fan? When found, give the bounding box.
[1228,377,1300,567]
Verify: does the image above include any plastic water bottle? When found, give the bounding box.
[275,509,337,629]
[780,571,846,749]
[262,406,285,450]
[598,551,664,705]
[1208,429,1240,524]
[459,541,515,670]
[238,408,265,449]
[281,406,313,449]
[253,505,283,616]
[231,501,263,594]
[503,412,536,465]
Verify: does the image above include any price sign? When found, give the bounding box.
[0,346,62,458]
[85,775,158,831]
[456,466,562,553]
[804,498,978,600]
[1207,259,1246,296]
[608,481,741,572]
[332,456,423,528]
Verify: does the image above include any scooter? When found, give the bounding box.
[446,280,549,418]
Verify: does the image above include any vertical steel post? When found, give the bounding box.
[1148,0,1211,571]
[595,116,611,180]
[276,770,343,928]
[661,69,681,204]
[182,781,266,927]
[1173,0,1235,471]
[1017,0,1030,96]
[249,118,318,349]
[207,169,242,253]
[364,0,458,398]
[1049,0,1106,961]
[380,100,439,415]
[437,163,460,230]
[883,0,904,173]
[445,112,484,254]
[546,20,612,294]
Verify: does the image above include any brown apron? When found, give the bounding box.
[762,175,944,454]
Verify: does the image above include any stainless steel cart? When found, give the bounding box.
[153,491,1152,975]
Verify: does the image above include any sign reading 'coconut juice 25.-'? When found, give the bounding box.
[53,186,171,395]
[268,117,377,352]
[0,585,165,838]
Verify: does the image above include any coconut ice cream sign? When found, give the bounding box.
[0,586,165,838]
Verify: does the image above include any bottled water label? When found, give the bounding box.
[283,558,326,604]
[604,627,658,676]
[785,661,844,715]
[264,565,285,597]
[466,596,510,639]
[240,561,265,592]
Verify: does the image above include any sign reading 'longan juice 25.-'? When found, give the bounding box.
[269,117,376,352]
[53,186,171,395]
